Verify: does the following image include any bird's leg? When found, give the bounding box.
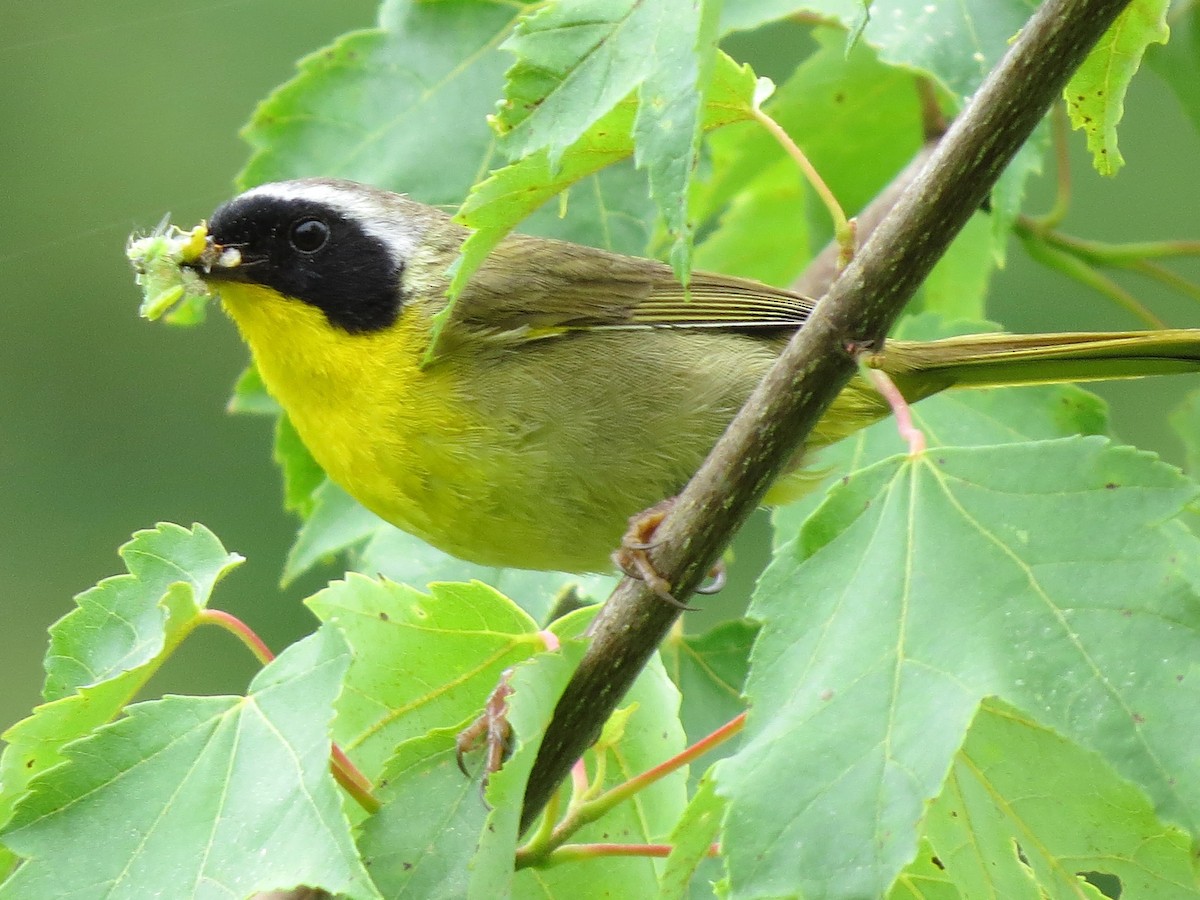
[455,630,561,789]
[455,672,514,789]
[612,498,726,607]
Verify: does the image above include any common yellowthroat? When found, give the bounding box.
[164,177,1200,573]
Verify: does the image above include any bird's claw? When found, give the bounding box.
[455,672,515,793]
[611,499,726,608]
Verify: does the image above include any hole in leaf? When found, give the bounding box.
[1078,871,1122,898]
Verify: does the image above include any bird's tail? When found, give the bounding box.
[878,329,1200,389]
[805,329,1200,453]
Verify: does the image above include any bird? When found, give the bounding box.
[165,177,1200,575]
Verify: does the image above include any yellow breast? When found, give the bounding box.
[218,283,495,555]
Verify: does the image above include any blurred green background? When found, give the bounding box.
[2,2,1199,733]
[1,1,378,726]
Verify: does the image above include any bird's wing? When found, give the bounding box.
[448,233,813,339]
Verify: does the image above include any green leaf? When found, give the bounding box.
[576,651,688,840]
[989,122,1048,264]
[1,627,378,900]
[356,526,615,623]
[860,0,1037,101]
[0,694,137,860]
[719,0,809,33]
[660,769,726,900]
[43,523,240,701]
[496,0,658,155]
[868,0,1036,100]
[240,0,521,203]
[274,414,325,518]
[509,648,688,897]
[448,50,757,326]
[490,0,732,276]
[926,700,1200,898]
[888,840,962,900]
[359,598,686,898]
[241,0,661,253]
[661,620,755,751]
[913,213,998,321]
[355,726,483,896]
[360,605,623,897]
[283,481,383,586]
[1064,0,1170,176]
[306,576,543,782]
[771,315,1112,542]
[356,627,587,898]
[631,0,723,276]
[444,96,658,327]
[454,96,650,251]
[354,725,488,899]
[0,524,241,836]
[723,1,1038,101]
[1170,387,1200,478]
[471,635,591,897]
[1147,3,1200,138]
[496,0,720,162]
[284,483,615,619]
[722,438,1200,897]
[692,158,809,286]
[697,27,923,244]
[225,363,279,415]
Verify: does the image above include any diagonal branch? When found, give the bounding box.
[520,0,1135,831]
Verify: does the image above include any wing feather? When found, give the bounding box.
[447,231,813,338]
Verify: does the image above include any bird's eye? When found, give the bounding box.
[289,217,330,253]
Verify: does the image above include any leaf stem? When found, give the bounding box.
[862,365,926,456]
[570,757,590,804]
[1036,103,1073,229]
[1015,215,1200,320]
[542,841,721,865]
[331,744,381,814]
[1130,259,1200,304]
[589,713,745,816]
[196,609,379,814]
[517,713,745,867]
[197,608,275,664]
[1017,226,1166,327]
[750,105,855,267]
[525,780,563,855]
[1023,218,1200,264]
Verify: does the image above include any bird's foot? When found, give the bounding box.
[612,499,726,607]
[455,671,514,792]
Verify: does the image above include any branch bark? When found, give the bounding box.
[520,0,1134,831]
